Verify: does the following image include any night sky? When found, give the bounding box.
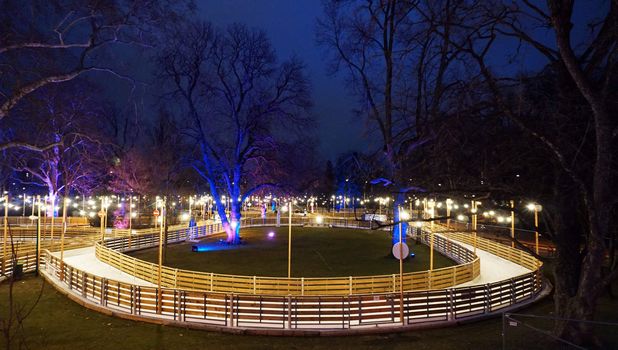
[194,1,604,162]
[197,0,373,160]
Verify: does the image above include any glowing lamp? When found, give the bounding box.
[399,211,410,220]
[268,231,275,238]
[457,214,466,221]
[315,215,324,224]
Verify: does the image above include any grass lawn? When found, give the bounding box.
[128,226,455,277]
[2,275,617,349]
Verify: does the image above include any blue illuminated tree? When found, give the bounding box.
[158,22,311,243]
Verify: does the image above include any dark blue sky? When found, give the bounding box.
[195,1,605,162]
[197,0,371,160]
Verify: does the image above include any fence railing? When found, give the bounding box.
[42,248,543,333]
[95,220,481,296]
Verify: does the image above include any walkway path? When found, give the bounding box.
[442,235,531,286]
[53,234,530,289]
[51,247,155,286]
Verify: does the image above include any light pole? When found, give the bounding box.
[446,199,452,229]
[287,201,292,278]
[397,205,404,325]
[59,197,68,280]
[33,196,41,274]
[155,204,163,313]
[99,197,105,241]
[527,203,542,255]
[471,200,479,254]
[2,195,8,275]
[50,195,55,247]
[510,200,515,248]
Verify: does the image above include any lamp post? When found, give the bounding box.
[99,196,105,241]
[446,199,452,229]
[129,196,133,231]
[510,200,515,248]
[33,196,41,274]
[397,206,407,325]
[59,197,68,280]
[2,195,8,275]
[471,200,478,254]
[287,201,292,278]
[527,203,542,255]
[50,196,55,248]
[154,198,159,229]
[155,204,163,313]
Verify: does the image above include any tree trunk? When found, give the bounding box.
[552,172,603,347]
[392,191,408,246]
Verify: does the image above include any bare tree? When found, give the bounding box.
[0,0,192,150]
[317,0,472,245]
[159,22,311,243]
[431,0,618,345]
[5,84,110,211]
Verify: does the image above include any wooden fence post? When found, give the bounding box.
[287,296,292,329]
[349,276,353,295]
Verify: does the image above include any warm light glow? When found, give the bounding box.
[315,215,323,224]
[399,211,410,220]
[527,203,536,211]
[180,212,190,221]
[457,214,466,221]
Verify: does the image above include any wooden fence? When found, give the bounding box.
[95,221,481,296]
[0,216,546,334]
[42,249,543,332]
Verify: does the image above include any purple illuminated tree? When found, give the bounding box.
[0,0,191,151]
[159,22,311,243]
[6,84,110,214]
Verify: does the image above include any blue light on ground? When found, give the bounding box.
[191,242,241,253]
[410,252,415,258]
